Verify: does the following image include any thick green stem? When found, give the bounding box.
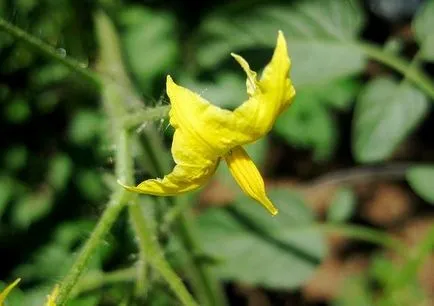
[129,199,199,306]
[0,17,101,89]
[56,190,130,305]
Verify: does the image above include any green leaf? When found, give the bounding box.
[68,110,103,145]
[11,189,54,228]
[352,77,429,163]
[76,170,106,202]
[197,188,327,289]
[327,187,356,222]
[274,90,338,161]
[47,154,73,191]
[5,98,30,124]
[197,0,366,86]
[120,6,178,92]
[413,0,434,61]
[3,145,28,172]
[0,176,14,218]
[406,165,434,204]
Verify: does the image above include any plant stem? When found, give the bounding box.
[56,190,130,305]
[129,199,199,306]
[177,210,228,306]
[0,17,102,89]
[317,223,407,256]
[361,43,434,99]
[123,106,170,130]
[71,267,137,298]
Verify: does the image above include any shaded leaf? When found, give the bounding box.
[11,189,54,228]
[274,90,338,161]
[352,77,429,163]
[197,188,327,288]
[413,0,434,61]
[120,6,178,92]
[406,165,434,204]
[197,0,366,86]
[327,187,356,222]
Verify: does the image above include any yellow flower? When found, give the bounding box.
[121,31,295,215]
[0,278,20,306]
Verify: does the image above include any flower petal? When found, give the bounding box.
[120,127,219,195]
[232,31,296,137]
[167,75,242,156]
[224,146,278,215]
[0,278,21,305]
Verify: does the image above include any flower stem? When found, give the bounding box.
[55,190,130,305]
[0,17,101,89]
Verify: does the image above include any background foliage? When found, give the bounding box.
[1,0,434,305]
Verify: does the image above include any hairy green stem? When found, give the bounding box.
[56,190,130,305]
[361,43,434,99]
[123,106,170,130]
[71,267,137,298]
[177,210,228,306]
[0,17,102,89]
[129,200,199,306]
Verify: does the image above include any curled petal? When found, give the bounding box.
[224,146,278,215]
[233,31,296,137]
[120,127,219,196]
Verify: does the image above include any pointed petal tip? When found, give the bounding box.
[261,196,279,216]
[117,179,140,193]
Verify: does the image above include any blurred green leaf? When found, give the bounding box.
[179,72,247,109]
[0,176,14,218]
[352,77,429,163]
[30,63,70,88]
[406,165,434,204]
[47,154,72,191]
[197,0,366,86]
[1,46,34,73]
[332,276,373,306]
[274,90,338,160]
[315,78,361,110]
[120,6,178,92]
[68,110,103,145]
[35,90,59,113]
[197,188,327,288]
[11,189,54,228]
[327,187,356,222]
[13,221,105,282]
[413,0,434,61]
[68,295,100,306]
[76,170,106,202]
[3,145,28,172]
[5,98,31,124]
